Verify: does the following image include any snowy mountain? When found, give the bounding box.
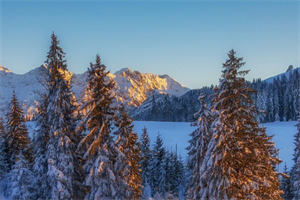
[1,64,299,123]
[0,65,189,118]
[0,66,45,118]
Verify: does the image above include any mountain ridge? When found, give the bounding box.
[0,65,189,118]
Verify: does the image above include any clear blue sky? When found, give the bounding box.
[0,1,299,89]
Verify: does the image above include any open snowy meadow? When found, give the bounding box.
[132,121,298,172]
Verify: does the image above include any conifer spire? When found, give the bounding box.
[187,94,213,199]
[6,92,31,167]
[292,114,300,199]
[199,50,282,199]
[115,105,142,200]
[44,33,79,199]
[79,55,127,199]
[0,117,8,179]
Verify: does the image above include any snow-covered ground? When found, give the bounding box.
[133,121,298,172]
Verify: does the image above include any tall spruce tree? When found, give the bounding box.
[151,134,167,196]
[292,115,300,199]
[165,150,184,198]
[45,33,79,199]
[32,95,50,199]
[140,127,152,199]
[79,55,126,199]
[281,164,293,200]
[115,105,142,200]
[187,94,214,199]
[0,118,8,181]
[7,152,35,200]
[6,92,31,168]
[199,50,282,199]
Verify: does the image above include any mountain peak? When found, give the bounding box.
[0,66,12,73]
[115,67,132,74]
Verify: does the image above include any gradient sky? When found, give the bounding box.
[0,0,299,89]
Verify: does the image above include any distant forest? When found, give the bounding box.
[132,66,300,123]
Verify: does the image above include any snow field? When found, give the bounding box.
[133,121,298,172]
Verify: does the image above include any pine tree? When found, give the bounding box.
[6,92,31,168]
[7,152,35,200]
[281,164,293,200]
[151,134,167,196]
[165,150,185,198]
[199,50,282,199]
[32,95,50,199]
[115,105,143,200]
[292,115,300,199]
[79,54,126,199]
[187,94,213,199]
[140,127,152,199]
[45,33,79,199]
[0,118,8,181]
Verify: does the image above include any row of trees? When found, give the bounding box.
[0,33,143,200]
[139,128,185,199]
[0,33,189,200]
[252,67,300,122]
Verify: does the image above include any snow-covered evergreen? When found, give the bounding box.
[115,105,143,199]
[32,95,50,199]
[187,94,214,199]
[0,118,8,187]
[280,164,293,200]
[44,33,79,199]
[139,127,153,199]
[6,152,35,200]
[79,55,128,199]
[151,134,167,196]
[165,151,185,198]
[199,50,282,199]
[292,115,300,199]
[5,92,31,169]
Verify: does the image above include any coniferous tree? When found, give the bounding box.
[0,118,8,181]
[199,50,282,199]
[6,92,31,168]
[151,134,167,196]
[281,164,293,200]
[79,55,127,199]
[175,155,185,198]
[292,115,300,199]
[7,152,34,200]
[115,105,142,200]
[187,94,214,199]
[140,127,152,199]
[32,95,50,199]
[165,150,184,198]
[44,33,79,199]
[164,150,173,195]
